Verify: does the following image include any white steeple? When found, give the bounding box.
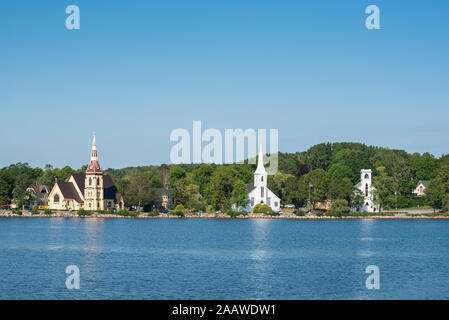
[255,144,267,175]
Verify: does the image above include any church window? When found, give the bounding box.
[261,176,263,182]
[97,178,100,186]
[89,177,92,186]
[54,194,59,203]
[251,197,254,206]
[365,183,368,197]
[261,187,264,197]
[364,174,369,179]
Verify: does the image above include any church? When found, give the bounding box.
[355,169,379,213]
[246,145,281,212]
[48,136,124,211]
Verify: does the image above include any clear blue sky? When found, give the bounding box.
[1,0,448,169]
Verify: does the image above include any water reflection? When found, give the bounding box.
[247,219,272,298]
[81,219,105,288]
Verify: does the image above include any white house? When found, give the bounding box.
[355,169,379,213]
[412,180,429,197]
[246,145,281,212]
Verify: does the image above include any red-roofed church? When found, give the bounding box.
[48,135,124,211]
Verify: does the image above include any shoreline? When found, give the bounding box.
[0,210,447,220]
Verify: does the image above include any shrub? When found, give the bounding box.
[174,204,185,212]
[170,210,185,217]
[252,204,273,214]
[116,209,139,217]
[148,210,159,217]
[44,209,52,215]
[330,199,350,215]
[116,209,129,216]
[295,210,306,216]
[225,209,247,218]
[31,208,39,215]
[12,209,22,215]
[77,209,92,216]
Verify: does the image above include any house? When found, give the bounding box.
[154,188,173,209]
[246,145,281,212]
[48,135,124,211]
[307,199,332,211]
[26,182,50,208]
[412,180,430,197]
[354,169,380,213]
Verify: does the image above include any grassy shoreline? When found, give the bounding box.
[1,210,448,220]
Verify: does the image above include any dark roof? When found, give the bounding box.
[103,175,119,200]
[70,174,121,201]
[72,174,85,193]
[247,183,256,193]
[56,182,83,203]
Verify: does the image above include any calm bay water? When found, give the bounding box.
[1,217,449,299]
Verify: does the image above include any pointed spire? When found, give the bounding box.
[255,144,267,175]
[86,134,102,174]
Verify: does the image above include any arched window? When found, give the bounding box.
[365,183,369,197]
[54,194,60,203]
[261,176,263,182]
[364,174,369,179]
[261,187,264,197]
[97,178,100,186]
[89,177,92,186]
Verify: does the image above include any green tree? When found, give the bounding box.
[231,179,249,209]
[425,178,444,212]
[0,170,13,203]
[168,166,186,184]
[125,172,159,211]
[210,166,235,210]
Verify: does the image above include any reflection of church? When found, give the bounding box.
[355,169,379,212]
[48,136,124,211]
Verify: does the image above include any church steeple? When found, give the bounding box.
[84,134,104,211]
[86,134,102,174]
[255,144,267,175]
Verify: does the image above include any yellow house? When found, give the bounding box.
[48,136,124,211]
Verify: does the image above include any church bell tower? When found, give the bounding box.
[84,135,104,210]
[254,144,267,205]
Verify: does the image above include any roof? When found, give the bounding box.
[27,183,49,194]
[71,174,121,201]
[246,183,256,193]
[72,173,86,192]
[103,175,120,200]
[56,182,83,203]
[417,180,430,187]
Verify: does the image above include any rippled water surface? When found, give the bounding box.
[1,218,449,299]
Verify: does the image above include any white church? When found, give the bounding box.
[246,145,281,212]
[355,169,379,213]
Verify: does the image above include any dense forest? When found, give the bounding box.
[1,142,449,212]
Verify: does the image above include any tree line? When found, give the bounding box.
[1,142,448,212]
